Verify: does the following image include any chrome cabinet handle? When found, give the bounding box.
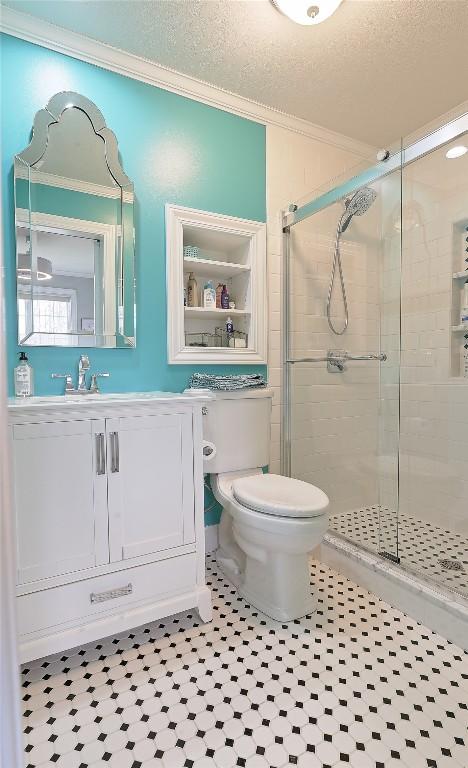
[110,431,120,473]
[96,433,106,475]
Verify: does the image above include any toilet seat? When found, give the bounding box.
[232,473,329,519]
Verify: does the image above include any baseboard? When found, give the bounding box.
[205,524,219,554]
[319,534,468,652]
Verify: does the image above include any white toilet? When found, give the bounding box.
[202,387,329,622]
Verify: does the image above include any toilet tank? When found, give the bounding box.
[202,388,273,474]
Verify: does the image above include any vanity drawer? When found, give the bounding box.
[18,553,197,637]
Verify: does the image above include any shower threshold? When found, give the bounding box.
[320,528,468,651]
[330,505,468,599]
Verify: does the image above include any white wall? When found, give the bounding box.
[266,126,376,503]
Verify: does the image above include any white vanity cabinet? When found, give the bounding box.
[9,393,212,663]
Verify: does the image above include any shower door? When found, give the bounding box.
[398,117,468,596]
[284,157,403,562]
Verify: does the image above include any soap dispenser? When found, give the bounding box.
[14,351,34,397]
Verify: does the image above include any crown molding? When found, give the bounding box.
[1,7,374,159]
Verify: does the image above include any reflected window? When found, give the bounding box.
[18,286,77,345]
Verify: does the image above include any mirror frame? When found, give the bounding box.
[15,91,136,348]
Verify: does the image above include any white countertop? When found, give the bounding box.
[8,390,214,411]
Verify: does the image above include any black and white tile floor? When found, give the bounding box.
[22,555,468,768]
[330,507,468,599]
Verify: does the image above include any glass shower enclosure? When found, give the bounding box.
[282,109,468,599]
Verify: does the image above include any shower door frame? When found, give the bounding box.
[281,110,468,513]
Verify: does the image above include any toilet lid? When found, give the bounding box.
[232,474,329,519]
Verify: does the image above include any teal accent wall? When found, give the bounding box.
[1,34,266,397]
[1,34,267,527]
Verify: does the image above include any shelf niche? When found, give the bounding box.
[450,218,468,377]
[166,204,267,364]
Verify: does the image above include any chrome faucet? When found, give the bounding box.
[77,355,90,391]
[51,355,110,394]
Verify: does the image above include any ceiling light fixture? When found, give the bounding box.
[445,145,467,159]
[272,0,343,25]
[17,253,53,281]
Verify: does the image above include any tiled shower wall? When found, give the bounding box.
[398,147,468,537]
[266,125,372,481]
[269,114,468,548]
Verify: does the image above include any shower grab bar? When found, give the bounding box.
[287,350,387,372]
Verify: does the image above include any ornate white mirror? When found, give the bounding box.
[14,91,135,347]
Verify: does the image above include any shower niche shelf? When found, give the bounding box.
[166,204,267,364]
[450,218,468,378]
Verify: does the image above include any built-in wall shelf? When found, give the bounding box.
[184,307,250,318]
[166,204,267,364]
[450,219,468,377]
[183,256,250,279]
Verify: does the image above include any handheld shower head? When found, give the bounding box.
[339,186,377,233]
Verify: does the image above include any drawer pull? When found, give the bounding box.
[90,583,132,604]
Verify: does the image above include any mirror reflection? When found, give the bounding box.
[14,91,135,347]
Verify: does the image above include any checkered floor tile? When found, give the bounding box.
[330,507,468,599]
[21,555,468,768]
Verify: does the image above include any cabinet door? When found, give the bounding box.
[107,413,195,563]
[13,419,109,585]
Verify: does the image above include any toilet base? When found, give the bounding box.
[236,545,317,622]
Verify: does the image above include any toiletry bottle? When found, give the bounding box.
[463,343,468,378]
[461,281,468,324]
[221,284,230,309]
[187,272,198,307]
[216,283,223,309]
[14,351,34,397]
[203,281,216,309]
[226,316,234,335]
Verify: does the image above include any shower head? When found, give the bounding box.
[339,186,377,233]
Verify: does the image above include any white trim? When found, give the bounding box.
[15,165,134,203]
[0,168,23,766]
[204,524,219,554]
[0,7,374,158]
[166,204,267,365]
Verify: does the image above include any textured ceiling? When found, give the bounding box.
[3,0,468,146]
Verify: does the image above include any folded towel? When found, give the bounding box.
[189,373,267,391]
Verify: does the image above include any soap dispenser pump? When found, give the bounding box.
[14,351,34,397]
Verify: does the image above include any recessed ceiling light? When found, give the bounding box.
[272,0,343,25]
[445,145,467,159]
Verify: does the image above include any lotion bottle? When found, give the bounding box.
[203,281,216,309]
[187,272,199,307]
[14,351,34,397]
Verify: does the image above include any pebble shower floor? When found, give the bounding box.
[22,555,467,768]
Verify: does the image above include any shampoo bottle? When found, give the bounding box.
[226,316,234,335]
[221,284,230,309]
[203,281,216,309]
[14,351,34,397]
[216,283,223,309]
